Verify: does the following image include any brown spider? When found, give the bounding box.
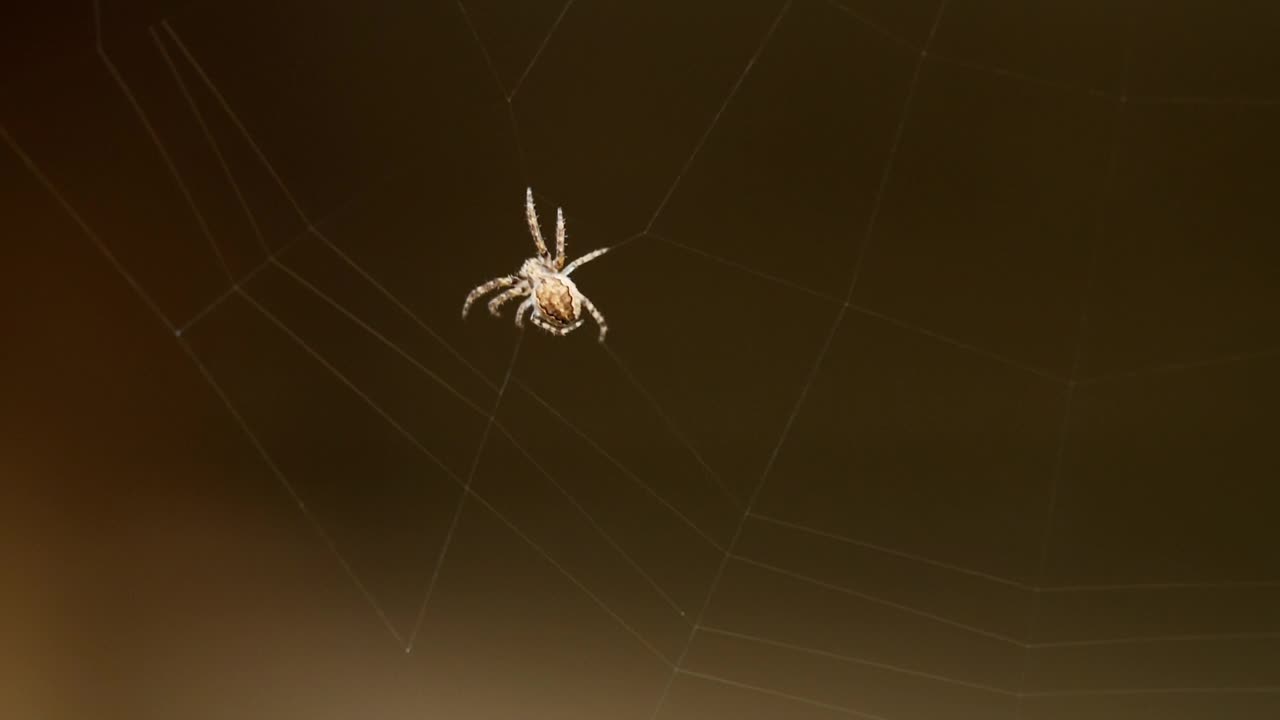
[462,188,610,342]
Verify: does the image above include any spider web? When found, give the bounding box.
[4,0,1280,718]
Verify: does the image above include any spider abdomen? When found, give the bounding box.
[535,278,579,325]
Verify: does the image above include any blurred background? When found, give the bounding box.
[3,1,1279,718]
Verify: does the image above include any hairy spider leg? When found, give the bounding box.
[463,275,518,318]
[513,297,535,328]
[487,284,529,317]
[563,246,610,276]
[531,308,584,337]
[540,318,585,336]
[555,208,567,269]
[525,187,549,259]
[580,295,608,342]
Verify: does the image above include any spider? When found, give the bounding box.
[462,188,611,342]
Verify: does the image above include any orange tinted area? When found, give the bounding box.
[535,279,577,325]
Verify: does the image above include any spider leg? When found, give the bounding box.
[530,311,582,337]
[513,297,535,328]
[487,283,529,317]
[525,187,550,259]
[556,318,587,336]
[463,275,518,318]
[562,246,610,276]
[579,296,608,342]
[529,312,556,334]
[555,207,567,270]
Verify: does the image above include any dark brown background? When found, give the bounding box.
[4,1,1279,718]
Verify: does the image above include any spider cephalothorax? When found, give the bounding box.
[462,188,611,341]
